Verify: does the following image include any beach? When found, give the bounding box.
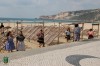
[0,22,100,53]
[0,0,100,65]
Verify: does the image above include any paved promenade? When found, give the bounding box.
[0,39,100,66]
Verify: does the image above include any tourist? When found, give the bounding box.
[37,29,45,47]
[16,31,25,51]
[74,24,81,41]
[0,23,4,35]
[65,28,71,42]
[88,29,94,39]
[5,31,15,52]
[0,23,4,28]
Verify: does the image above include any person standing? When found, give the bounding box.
[65,28,71,42]
[74,24,81,41]
[16,31,25,51]
[5,31,15,52]
[0,23,4,35]
[87,29,94,39]
[37,29,45,48]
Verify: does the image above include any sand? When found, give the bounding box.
[0,22,100,53]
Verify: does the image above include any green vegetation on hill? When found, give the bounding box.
[70,9,100,21]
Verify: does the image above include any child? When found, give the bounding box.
[88,29,94,39]
[65,28,71,42]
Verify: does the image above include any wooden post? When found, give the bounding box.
[73,24,75,42]
[16,21,18,50]
[81,23,84,40]
[31,23,32,27]
[14,22,15,28]
[43,21,44,30]
[38,22,39,26]
[8,21,10,26]
[34,22,36,26]
[54,22,55,26]
[98,23,99,37]
[21,21,23,31]
[17,21,18,36]
[92,24,93,30]
[57,22,60,44]
[43,21,45,45]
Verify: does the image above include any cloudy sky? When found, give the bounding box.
[0,0,100,18]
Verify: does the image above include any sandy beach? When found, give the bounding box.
[0,22,100,53]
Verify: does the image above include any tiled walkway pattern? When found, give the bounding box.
[0,41,100,66]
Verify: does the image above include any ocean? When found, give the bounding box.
[0,17,86,23]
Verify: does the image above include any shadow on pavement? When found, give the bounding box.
[65,54,99,66]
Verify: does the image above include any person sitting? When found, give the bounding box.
[88,29,94,39]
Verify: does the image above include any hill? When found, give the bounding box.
[39,8,100,21]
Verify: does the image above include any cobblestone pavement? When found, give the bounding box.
[0,40,100,66]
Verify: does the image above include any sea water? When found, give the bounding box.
[0,18,84,23]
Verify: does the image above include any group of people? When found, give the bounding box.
[0,23,95,52]
[0,23,25,52]
[65,24,94,42]
[3,30,44,52]
[0,23,45,52]
[4,31,25,52]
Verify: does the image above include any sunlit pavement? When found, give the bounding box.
[0,40,100,66]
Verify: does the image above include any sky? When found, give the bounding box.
[0,0,100,18]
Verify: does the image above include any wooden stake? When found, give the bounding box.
[57,22,60,44]
[98,23,99,37]
[81,23,84,40]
